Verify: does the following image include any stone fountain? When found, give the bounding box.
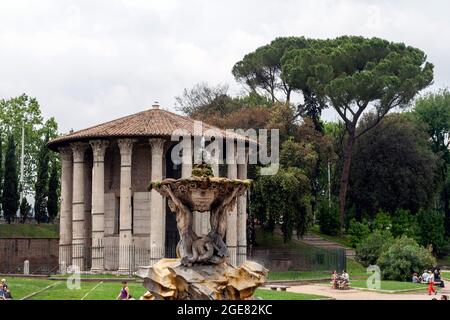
[136,163,267,300]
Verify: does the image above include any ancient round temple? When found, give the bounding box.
[48,104,249,273]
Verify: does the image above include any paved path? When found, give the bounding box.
[289,283,450,300]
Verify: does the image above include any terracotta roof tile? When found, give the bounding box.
[48,107,252,150]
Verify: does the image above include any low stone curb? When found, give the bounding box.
[47,277,139,282]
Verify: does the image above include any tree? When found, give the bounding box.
[232,37,310,104]
[34,135,50,223]
[416,209,446,255]
[47,160,59,223]
[251,167,312,242]
[282,36,434,229]
[349,113,439,216]
[174,82,233,117]
[233,37,326,131]
[0,94,59,195]
[19,197,31,223]
[412,90,450,236]
[377,236,435,281]
[2,135,19,223]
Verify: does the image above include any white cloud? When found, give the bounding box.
[0,0,449,132]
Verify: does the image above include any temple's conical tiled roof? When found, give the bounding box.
[48,106,251,151]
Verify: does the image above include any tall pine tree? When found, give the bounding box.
[2,134,19,223]
[34,134,50,223]
[47,160,59,223]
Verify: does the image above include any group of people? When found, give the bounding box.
[0,279,13,300]
[412,268,445,296]
[331,270,350,290]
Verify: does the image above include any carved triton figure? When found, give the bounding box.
[148,163,250,266]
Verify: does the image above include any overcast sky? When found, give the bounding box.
[0,0,449,133]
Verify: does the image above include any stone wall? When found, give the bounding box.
[0,238,59,274]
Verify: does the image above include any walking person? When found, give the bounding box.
[428,271,437,296]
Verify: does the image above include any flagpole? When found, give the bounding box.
[19,124,25,204]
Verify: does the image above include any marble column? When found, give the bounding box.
[117,139,135,273]
[237,159,248,265]
[58,147,73,273]
[149,138,165,265]
[71,142,88,270]
[226,142,238,266]
[90,140,109,272]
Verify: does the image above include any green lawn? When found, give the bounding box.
[7,277,57,300]
[350,280,427,292]
[0,223,59,238]
[7,277,327,300]
[254,289,329,300]
[51,273,136,279]
[83,282,147,300]
[268,270,330,281]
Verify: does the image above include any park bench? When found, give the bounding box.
[268,285,290,291]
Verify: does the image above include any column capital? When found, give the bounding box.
[59,146,73,162]
[70,142,88,162]
[149,138,165,156]
[90,140,109,158]
[117,138,135,155]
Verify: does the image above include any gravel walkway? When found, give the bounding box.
[289,283,450,300]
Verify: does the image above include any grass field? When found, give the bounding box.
[254,289,328,300]
[0,223,59,238]
[268,270,330,281]
[6,277,326,300]
[350,280,427,292]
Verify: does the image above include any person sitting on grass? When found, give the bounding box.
[412,272,419,283]
[1,279,8,290]
[117,281,133,300]
[0,284,8,300]
[331,271,338,289]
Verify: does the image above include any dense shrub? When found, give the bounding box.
[391,209,419,239]
[317,200,340,236]
[377,236,436,281]
[348,219,370,248]
[372,211,392,232]
[356,230,393,267]
[416,209,446,255]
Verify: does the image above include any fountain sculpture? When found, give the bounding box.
[136,148,267,300]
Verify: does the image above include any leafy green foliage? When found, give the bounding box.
[377,236,436,281]
[416,209,446,255]
[356,230,393,267]
[47,160,59,222]
[412,90,450,237]
[282,36,434,227]
[390,209,419,239]
[347,219,370,248]
[0,94,59,195]
[251,168,312,242]
[19,197,31,223]
[316,200,340,236]
[2,135,19,223]
[372,211,392,232]
[349,113,439,216]
[34,135,50,223]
